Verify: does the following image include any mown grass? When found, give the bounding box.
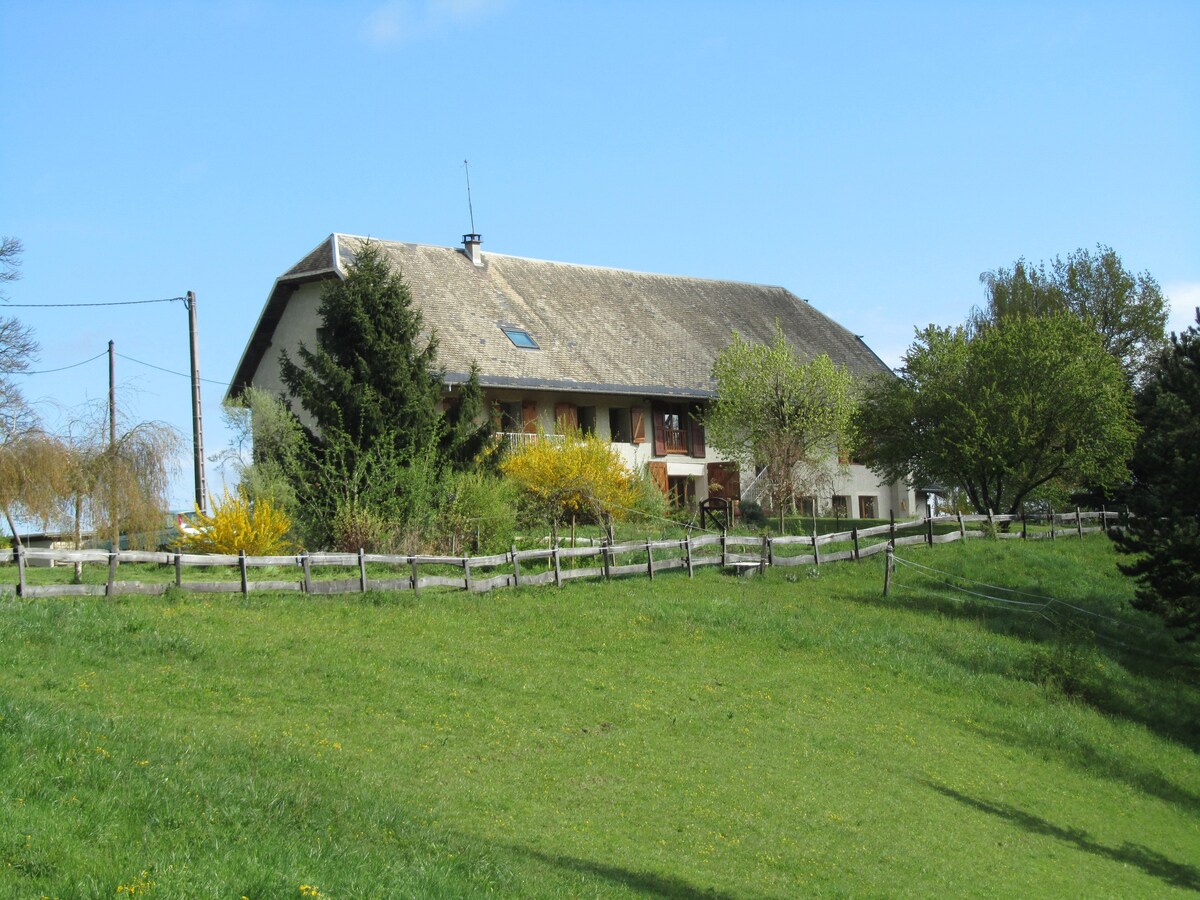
[1,537,1197,897]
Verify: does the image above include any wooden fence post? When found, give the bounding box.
[602,540,612,581]
[957,513,965,539]
[359,548,368,592]
[721,529,728,568]
[645,540,655,580]
[889,510,895,545]
[926,516,934,546]
[684,536,693,578]
[239,550,249,597]
[1076,506,1083,539]
[1100,505,1108,533]
[409,556,419,595]
[16,546,26,597]
[986,509,994,535]
[511,544,522,588]
[301,552,312,594]
[811,532,820,567]
[852,526,860,561]
[760,535,770,575]
[553,546,562,588]
[1050,506,1056,541]
[106,551,118,599]
[1021,513,1027,541]
[175,553,183,587]
[463,557,472,592]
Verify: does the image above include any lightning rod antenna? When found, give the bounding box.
[463,159,477,234]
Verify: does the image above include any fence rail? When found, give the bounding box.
[2,508,1121,600]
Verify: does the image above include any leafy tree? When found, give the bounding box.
[855,314,1137,516]
[275,240,490,547]
[1112,314,1200,641]
[705,324,856,530]
[500,429,637,543]
[216,386,303,517]
[977,245,1167,382]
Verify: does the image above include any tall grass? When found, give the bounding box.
[0,536,1196,897]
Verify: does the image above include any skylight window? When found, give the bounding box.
[501,326,540,350]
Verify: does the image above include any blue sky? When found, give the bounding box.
[3,0,1198,510]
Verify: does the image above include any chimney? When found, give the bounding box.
[462,233,483,267]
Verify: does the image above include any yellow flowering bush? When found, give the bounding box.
[500,428,637,540]
[175,486,295,555]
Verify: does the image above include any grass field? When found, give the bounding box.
[1,536,1197,898]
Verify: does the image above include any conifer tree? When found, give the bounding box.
[276,240,490,547]
[1113,314,1200,641]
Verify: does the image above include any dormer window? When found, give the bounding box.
[501,326,540,350]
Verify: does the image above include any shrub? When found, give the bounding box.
[175,488,295,555]
[500,428,637,541]
[435,470,518,555]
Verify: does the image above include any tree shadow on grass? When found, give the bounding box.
[959,717,1200,813]
[923,780,1200,892]
[853,560,1200,751]
[498,841,741,899]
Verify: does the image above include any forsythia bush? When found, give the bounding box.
[500,428,637,537]
[176,487,295,555]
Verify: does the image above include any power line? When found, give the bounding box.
[3,296,186,308]
[116,352,227,387]
[14,349,108,375]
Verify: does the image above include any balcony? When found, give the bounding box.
[495,431,566,450]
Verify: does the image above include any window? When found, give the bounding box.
[668,475,696,508]
[858,495,878,519]
[652,403,699,455]
[609,407,632,443]
[798,496,816,517]
[832,495,849,517]
[500,326,539,349]
[579,406,597,436]
[497,401,522,433]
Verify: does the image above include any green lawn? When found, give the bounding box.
[1,537,1197,897]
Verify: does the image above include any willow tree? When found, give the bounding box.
[56,402,183,552]
[706,325,856,530]
[0,430,73,549]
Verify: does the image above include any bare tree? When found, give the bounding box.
[0,237,38,444]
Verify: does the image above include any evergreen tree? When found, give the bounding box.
[276,240,490,548]
[280,240,442,456]
[1112,314,1200,641]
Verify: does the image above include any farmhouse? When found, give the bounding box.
[229,233,915,518]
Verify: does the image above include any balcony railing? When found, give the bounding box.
[495,431,566,449]
[663,427,688,454]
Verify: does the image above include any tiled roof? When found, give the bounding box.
[230,234,891,399]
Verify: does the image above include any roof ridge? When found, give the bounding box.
[331,233,791,292]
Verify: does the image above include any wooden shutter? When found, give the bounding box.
[554,402,578,433]
[651,405,666,456]
[521,400,539,434]
[707,461,740,500]
[689,406,706,458]
[647,461,669,496]
[631,406,646,444]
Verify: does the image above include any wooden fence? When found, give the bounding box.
[1,509,1119,600]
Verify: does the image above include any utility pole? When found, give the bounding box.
[185,291,207,514]
[108,340,118,551]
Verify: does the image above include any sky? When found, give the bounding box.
[2,0,1198,513]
